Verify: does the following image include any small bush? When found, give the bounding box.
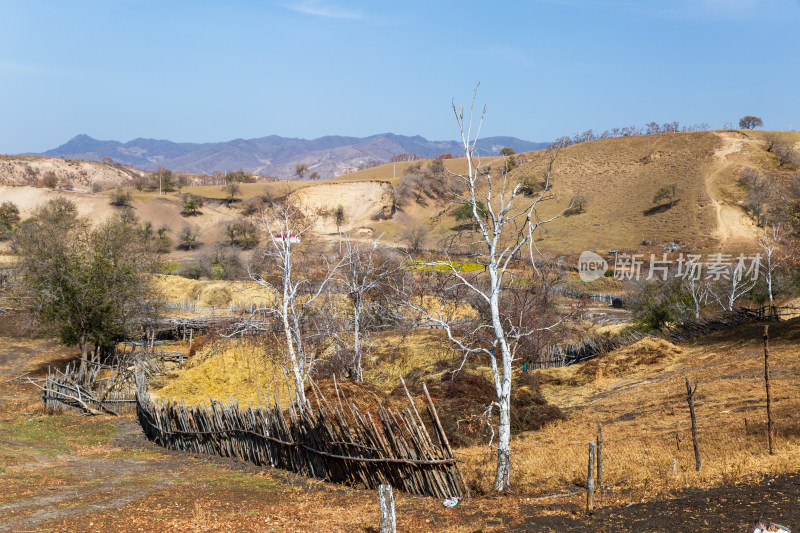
[182,194,205,216]
[400,224,428,253]
[155,225,172,254]
[225,220,260,249]
[565,195,588,216]
[0,201,20,240]
[454,201,488,222]
[177,225,201,250]
[241,194,271,217]
[110,187,133,207]
[41,171,59,189]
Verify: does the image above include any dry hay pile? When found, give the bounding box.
[155,274,273,308]
[576,337,684,381]
[305,379,409,417]
[154,337,289,407]
[537,337,684,389]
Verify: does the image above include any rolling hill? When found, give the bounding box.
[3,129,797,259]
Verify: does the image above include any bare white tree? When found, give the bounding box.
[247,205,342,409]
[400,87,572,493]
[334,234,394,381]
[680,265,711,320]
[758,223,782,313]
[710,261,757,312]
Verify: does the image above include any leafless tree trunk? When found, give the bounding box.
[683,275,710,320]
[758,224,782,315]
[710,266,757,312]
[336,235,392,381]
[399,86,571,493]
[247,206,342,409]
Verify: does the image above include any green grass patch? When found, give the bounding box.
[202,469,277,493]
[405,260,484,272]
[0,415,116,454]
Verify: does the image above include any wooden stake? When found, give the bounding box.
[587,441,596,515]
[685,378,701,472]
[596,423,603,490]
[764,325,775,455]
[378,483,396,533]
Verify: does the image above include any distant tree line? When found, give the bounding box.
[549,121,713,150]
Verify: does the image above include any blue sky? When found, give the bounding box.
[1,0,798,153]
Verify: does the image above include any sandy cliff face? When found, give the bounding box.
[0,156,143,192]
[288,181,395,234]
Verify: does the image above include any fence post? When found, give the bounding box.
[587,441,596,515]
[685,378,701,471]
[596,423,603,490]
[764,325,775,455]
[378,483,396,533]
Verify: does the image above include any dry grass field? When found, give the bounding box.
[150,314,800,507]
[457,319,800,500]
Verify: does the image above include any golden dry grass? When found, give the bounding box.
[154,336,293,408]
[457,319,800,498]
[154,274,273,307]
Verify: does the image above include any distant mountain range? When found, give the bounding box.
[35,133,549,179]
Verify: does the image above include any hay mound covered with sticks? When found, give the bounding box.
[394,371,564,448]
[577,337,684,381]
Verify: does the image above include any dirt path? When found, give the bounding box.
[707,132,759,244]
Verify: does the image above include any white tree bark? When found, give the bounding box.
[246,206,342,410]
[401,86,570,493]
[758,224,781,312]
[337,235,390,382]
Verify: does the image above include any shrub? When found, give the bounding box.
[225,220,260,249]
[333,205,345,232]
[241,194,271,217]
[400,224,428,253]
[41,171,59,189]
[110,187,133,207]
[454,201,488,222]
[0,201,20,240]
[652,183,677,204]
[564,195,588,216]
[155,225,172,254]
[177,225,201,250]
[182,194,205,216]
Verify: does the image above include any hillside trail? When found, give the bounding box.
[707,132,759,245]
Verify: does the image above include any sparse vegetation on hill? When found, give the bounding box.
[110,187,132,207]
[0,154,144,192]
[177,224,201,250]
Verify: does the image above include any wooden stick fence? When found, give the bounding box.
[532,305,800,370]
[134,372,467,499]
[42,363,138,415]
[532,330,650,369]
